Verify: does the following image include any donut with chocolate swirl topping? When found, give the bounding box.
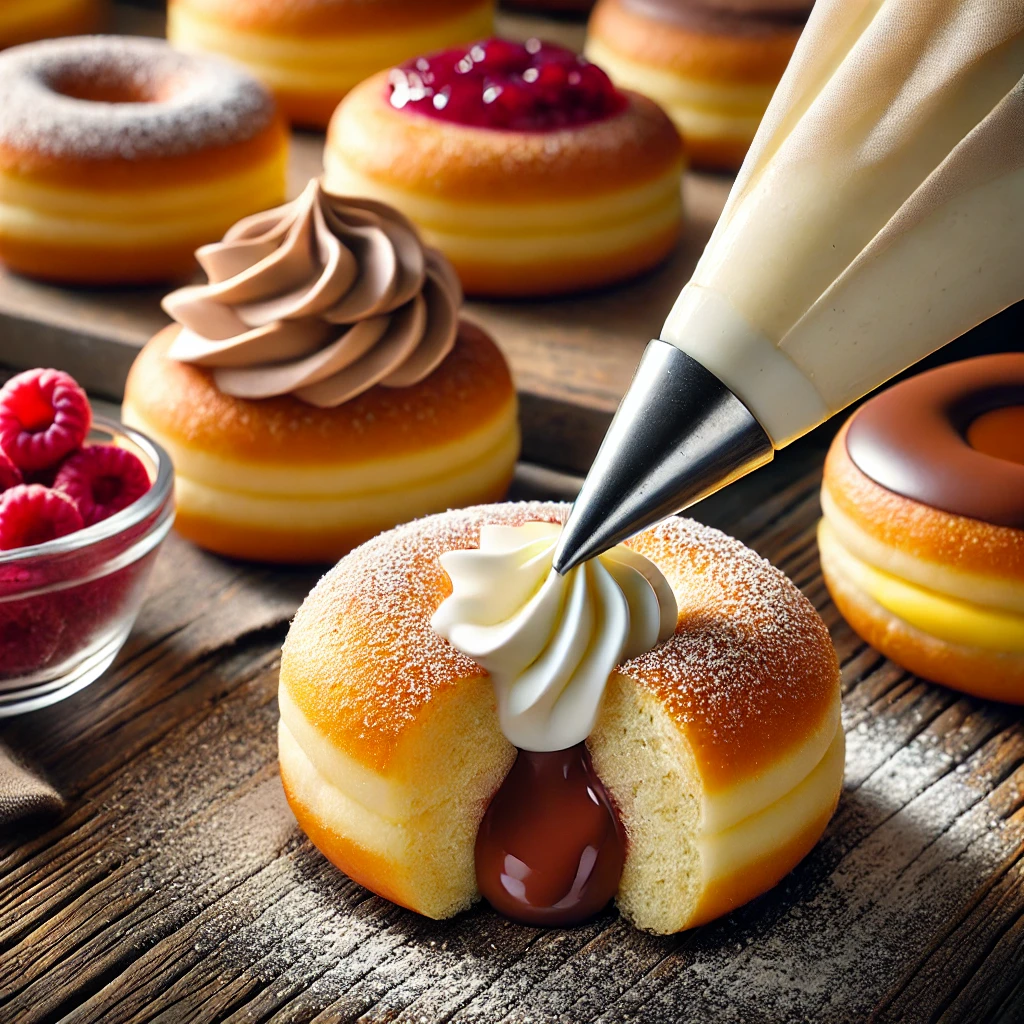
[122,182,519,564]
[819,354,1024,703]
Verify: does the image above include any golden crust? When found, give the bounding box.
[326,72,684,203]
[280,502,839,789]
[690,799,838,928]
[171,474,514,565]
[823,419,1024,583]
[820,546,1024,703]
[125,322,516,467]
[0,117,287,189]
[0,0,105,50]
[169,0,491,35]
[588,0,803,83]
[0,237,213,285]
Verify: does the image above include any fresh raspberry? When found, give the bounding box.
[54,445,151,526]
[0,484,84,550]
[0,450,22,493]
[0,593,64,678]
[0,368,92,472]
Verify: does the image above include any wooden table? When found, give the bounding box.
[1,5,1023,1020]
[2,454,1022,1024]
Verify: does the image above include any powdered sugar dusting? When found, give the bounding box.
[0,36,275,160]
[282,502,568,763]
[282,503,837,775]
[626,518,839,781]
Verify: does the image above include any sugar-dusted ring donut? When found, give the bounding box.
[0,35,288,284]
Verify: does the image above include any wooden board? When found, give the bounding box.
[1,460,1022,1024]
[0,5,731,476]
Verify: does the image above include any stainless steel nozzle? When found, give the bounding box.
[551,339,774,575]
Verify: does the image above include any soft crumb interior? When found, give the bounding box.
[588,671,702,935]
[394,679,517,917]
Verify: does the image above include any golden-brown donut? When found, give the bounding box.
[819,355,1024,703]
[324,39,684,298]
[278,502,843,932]
[123,323,519,565]
[585,0,809,171]
[0,0,104,50]
[167,0,495,129]
[0,36,288,285]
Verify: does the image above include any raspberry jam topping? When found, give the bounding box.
[387,38,627,131]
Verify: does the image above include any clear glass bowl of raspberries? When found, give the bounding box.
[0,369,174,716]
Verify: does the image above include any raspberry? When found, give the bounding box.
[0,450,22,493]
[0,368,92,472]
[54,445,151,526]
[0,484,83,550]
[0,594,64,678]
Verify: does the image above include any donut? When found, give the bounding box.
[278,502,843,932]
[819,354,1024,704]
[0,36,288,286]
[324,38,684,298]
[122,183,519,565]
[0,0,104,50]
[585,0,810,171]
[167,0,495,129]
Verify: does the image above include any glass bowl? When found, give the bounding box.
[0,416,174,716]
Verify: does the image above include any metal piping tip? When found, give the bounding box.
[552,339,774,575]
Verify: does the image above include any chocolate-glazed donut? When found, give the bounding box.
[819,354,1024,705]
[845,354,1024,529]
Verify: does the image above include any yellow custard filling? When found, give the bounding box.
[819,519,1024,653]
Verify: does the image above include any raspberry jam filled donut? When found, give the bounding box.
[819,354,1024,703]
[0,36,288,285]
[585,0,811,171]
[324,38,684,298]
[0,0,104,50]
[167,0,495,129]
[123,182,519,564]
[279,503,843,931]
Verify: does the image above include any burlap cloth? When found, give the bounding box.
[0,743,63,827]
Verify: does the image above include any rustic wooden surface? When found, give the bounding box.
[1,454,1022,1024]
[0,6,731,476]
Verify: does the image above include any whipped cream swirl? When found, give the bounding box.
[163,179,462,407]
[432,522,678,752]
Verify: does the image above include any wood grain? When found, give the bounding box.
[1,460,1021,1024]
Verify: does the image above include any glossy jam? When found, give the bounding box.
[387,38,627,132]
[475,743,627,926]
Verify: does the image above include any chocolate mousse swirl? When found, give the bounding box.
[163,179,462,407]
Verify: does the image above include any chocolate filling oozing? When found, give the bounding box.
[475,743,627,926]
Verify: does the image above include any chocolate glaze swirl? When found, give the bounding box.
[163,179,462,407]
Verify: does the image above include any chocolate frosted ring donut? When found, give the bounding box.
[0,35,288,284]
[846,354,1024,530]
[819,353,1024,704]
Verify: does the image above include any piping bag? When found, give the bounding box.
[553,0,1024,574]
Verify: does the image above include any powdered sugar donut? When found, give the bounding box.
[0,35,288,284]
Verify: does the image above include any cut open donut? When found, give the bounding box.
[278,502,843,932]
